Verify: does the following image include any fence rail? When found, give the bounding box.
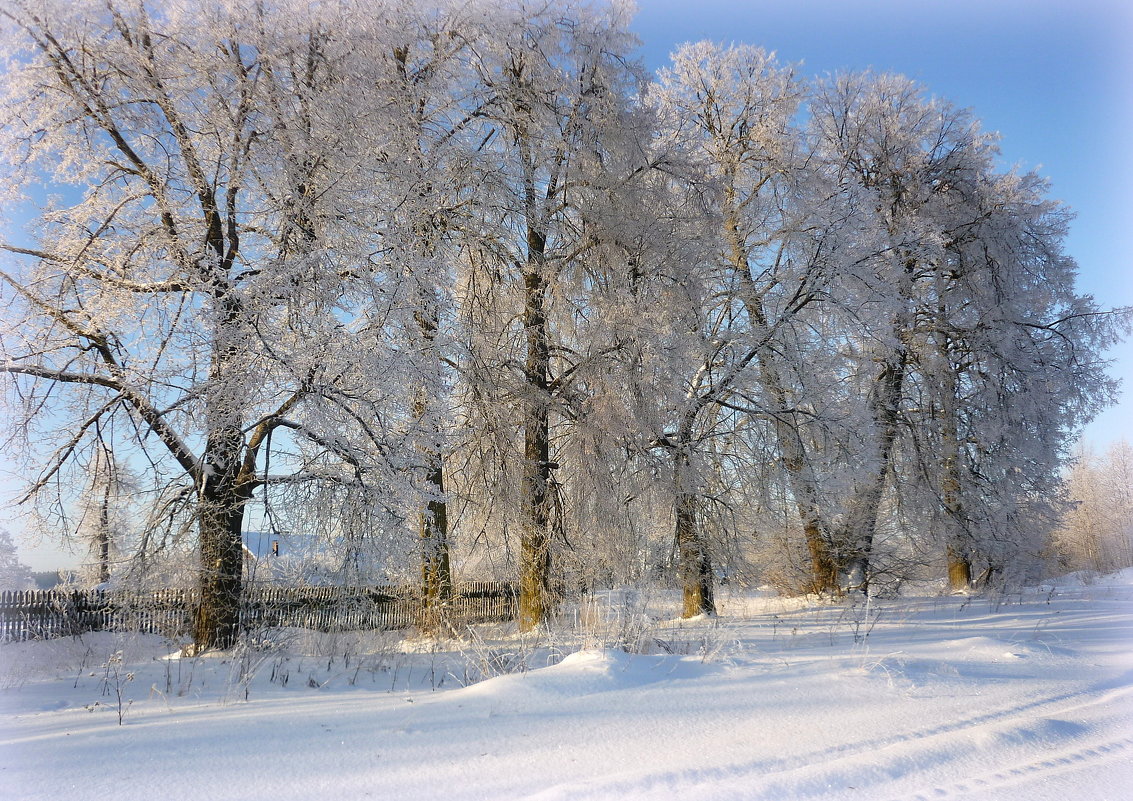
[0,582,517,642]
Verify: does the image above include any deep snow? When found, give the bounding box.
[1,573,1131,800]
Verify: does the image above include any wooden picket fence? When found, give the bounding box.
[0,582,517,642]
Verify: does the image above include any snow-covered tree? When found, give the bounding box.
[452,0,648,629]
[650,43,859,604]
[1054,441,1133,574]
[0,528,35,590]
[2,0,1124,641]
[73,435,139,586]
[0,0,420,648]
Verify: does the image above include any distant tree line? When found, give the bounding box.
[1053,440,1133,575]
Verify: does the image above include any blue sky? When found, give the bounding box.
[632,0,1133,448]
[4,0,1131,571]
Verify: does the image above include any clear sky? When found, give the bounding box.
[4,0,1131,571]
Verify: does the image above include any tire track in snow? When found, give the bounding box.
[738,696,1133,801]
[899,735,1133,801]
[526,675,1133,800]
[751,677,1133,800]
[752,676,1132,781]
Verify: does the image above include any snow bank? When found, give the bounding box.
[2,575,1131,800]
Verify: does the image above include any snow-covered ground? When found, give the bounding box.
[2,572,1131,800]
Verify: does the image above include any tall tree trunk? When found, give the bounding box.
[748,304,839,594]
[835,244,916,592]
[940,360,971,592]
[413,303,453,628]
[195,301,248,651]
[724,200,837,595]
[417,382,452,630]
[838,346,908,592]
[395,39,454,623]
[519,226,553,632]
[675,447,715,617]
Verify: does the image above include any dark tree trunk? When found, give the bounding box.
[675,448,715,618]
[518,226,553,632]
[420,459,453,623]
[412,306,453,629]
[194,475,246,651]
[802,518,839,595]
[731,252,838,596]
[195,307,248,651]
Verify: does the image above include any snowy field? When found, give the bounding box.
[2,573,1132,801]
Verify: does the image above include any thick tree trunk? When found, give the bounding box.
[194,479,246,650]
[519,411,552,631]
[947,545,972,592]
[833,246,917,592]
[419,459,452,624]
[802,518,839,594]
[195,311,248,651]
[518,227,553,632]
[675,449,715,617]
